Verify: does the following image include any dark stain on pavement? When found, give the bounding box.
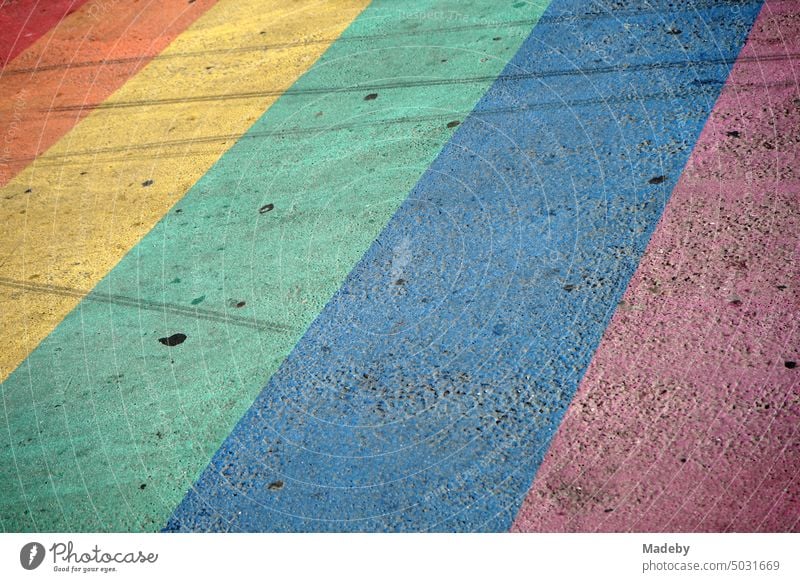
[158,333,187,347]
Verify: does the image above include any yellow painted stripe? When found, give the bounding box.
[0,0,370,381]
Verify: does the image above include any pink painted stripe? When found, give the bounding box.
[512,0,800,533]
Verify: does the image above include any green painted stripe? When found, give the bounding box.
[0,0,551,532]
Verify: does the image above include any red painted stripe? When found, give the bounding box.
[0,0,89,67]
[512,0,800,533]
[0,0,217,186]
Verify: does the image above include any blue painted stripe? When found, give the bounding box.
[166,0,764,532]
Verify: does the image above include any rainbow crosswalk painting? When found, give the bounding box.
[0,0,797,532]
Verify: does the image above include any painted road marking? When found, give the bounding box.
[0,0,89,66]
[0,0,549,531]
[0,0,218,187]
[165,0,765,532]
[0,0,369,383]
[512,0,800,533]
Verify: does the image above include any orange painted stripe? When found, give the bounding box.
[0,0,217,186]
[0,0,89,67]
